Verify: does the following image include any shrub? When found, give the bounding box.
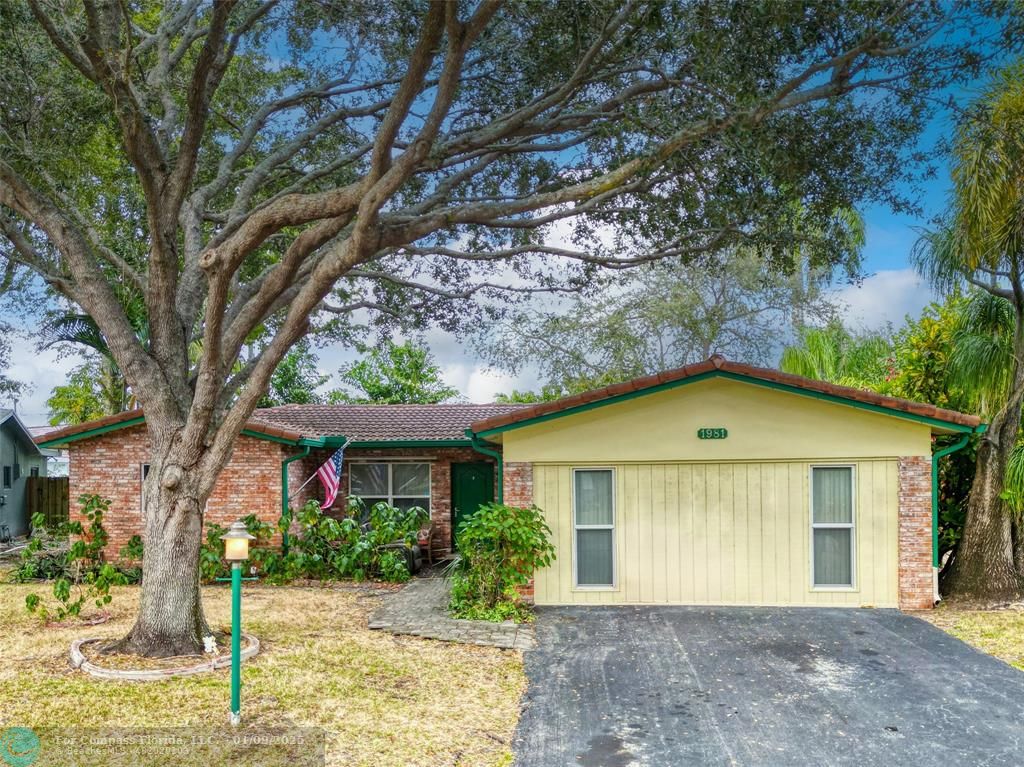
[240,499,426,584]
[21,495,131,621]
[448,503,555,622]
[199,514,275,582]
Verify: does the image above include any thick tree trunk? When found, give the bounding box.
[106,441,212,658]
[943,365,1024,602]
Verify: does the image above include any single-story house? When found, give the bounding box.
[36,355,983,610]
[1,409,49,539]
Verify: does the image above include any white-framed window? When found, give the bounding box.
[573,468,615,588]
[810,465,856,589]
[349,462,431,514]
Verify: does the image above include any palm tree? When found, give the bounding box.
[913,62,1024,601]
[41,312,137,414]
[779,322,892,390]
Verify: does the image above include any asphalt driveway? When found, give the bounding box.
[513,607,1024,766]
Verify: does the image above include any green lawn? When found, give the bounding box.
[919,605,1024,671]
[0,578,525,766]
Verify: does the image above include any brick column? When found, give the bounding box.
[897,456,933,610]
[503,462,534,507]
[503,462,536,602]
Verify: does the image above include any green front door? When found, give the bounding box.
[451,462,495,547]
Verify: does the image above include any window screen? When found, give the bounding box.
[574,469,614,587]
[811,467,854,587]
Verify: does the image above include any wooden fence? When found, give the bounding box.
[26,476,69,528]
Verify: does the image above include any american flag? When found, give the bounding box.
[316,447,345,509]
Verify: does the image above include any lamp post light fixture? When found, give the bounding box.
[221,520,255,727]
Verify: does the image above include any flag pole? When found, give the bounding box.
[287,438,352,504]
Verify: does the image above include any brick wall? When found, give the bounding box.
[503,462,536,602]
[503,462,533,507]
[287,446,499,557]
[897,455,934,610]
[68,424,287,559]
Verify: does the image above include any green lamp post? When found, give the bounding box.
[221,520,255,727]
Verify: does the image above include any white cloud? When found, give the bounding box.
[837,269,935,331]
[313,326,541,403]
[4,335,83,426]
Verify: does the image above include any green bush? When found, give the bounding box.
[199,514,275,582]
[252,498,427,584]
[21,495,131,621]
[448,503,555,622]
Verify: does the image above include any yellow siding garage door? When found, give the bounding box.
[532,461,899,608]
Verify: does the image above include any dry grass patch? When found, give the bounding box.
[0,580,525,766]
[918,604,1024,671]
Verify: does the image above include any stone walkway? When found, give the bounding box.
[367,577,535,650]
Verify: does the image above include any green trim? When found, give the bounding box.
[36,415,147,448]
[931,431,976,569]
[280,444,313,555]
[466,430,503,503]
[347,439,474,449]
[37,417,305,449]
[473,370,980,438]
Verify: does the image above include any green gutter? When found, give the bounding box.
[278,436,350,554]
[931,427,983,568]
[280,444,313,555]
[347,439,474,449]
[466,429,504,503]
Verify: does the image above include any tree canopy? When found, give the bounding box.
[0,1,1008,472]
[257,341,329,407]
[482,244,839,393]
[0,330,28,408]
[330,339,458,404]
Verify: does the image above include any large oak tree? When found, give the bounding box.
[0,0,1009,655]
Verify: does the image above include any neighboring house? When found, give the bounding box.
[35,355,983,611]
[0,410,49,539]
[27,426,69,477]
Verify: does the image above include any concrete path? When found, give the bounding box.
[514,606,1024,766]
[367,577,535,650]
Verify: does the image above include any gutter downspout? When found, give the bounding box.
[466,429,503,503]
[280,445,311,555]
[930,429,979,602]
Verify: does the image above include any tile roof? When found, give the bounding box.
[254,403,529,442]
[469,355,983,434]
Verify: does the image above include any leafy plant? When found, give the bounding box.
[22,496,130,621]
[377,549,413,584]
[256,498,427,584]
[449,576,532,623]
[199,514,275,582]
[448,503,555,622]
[115,535,145,583]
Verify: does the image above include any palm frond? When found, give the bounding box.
[40,314,111,357]
[948,291,1015,415]
[1002,441,1024,516]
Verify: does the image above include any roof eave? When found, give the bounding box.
[2,411,47,456]
[469,368,983,438]
[38,412,306,449]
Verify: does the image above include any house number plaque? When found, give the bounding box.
[697,427,728,440]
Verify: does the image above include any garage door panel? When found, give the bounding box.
[533,460,899,607]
